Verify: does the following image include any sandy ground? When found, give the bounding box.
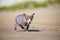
[0,5,60,40]
[0,27,60,40]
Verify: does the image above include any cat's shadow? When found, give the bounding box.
[18,29,41,32]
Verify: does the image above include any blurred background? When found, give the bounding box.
[0,0,60,40]
[0,0,60,11]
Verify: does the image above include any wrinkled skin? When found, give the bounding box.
[14,13,35,31]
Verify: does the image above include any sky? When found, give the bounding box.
[0,0,45,7]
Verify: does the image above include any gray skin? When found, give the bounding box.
[14,13,35,31]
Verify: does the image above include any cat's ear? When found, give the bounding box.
[32,13,35,16]
[23,13,26,16]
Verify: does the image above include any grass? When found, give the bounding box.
[0,2,47,11]
[0,1,60,11]
[33,2,47,8]
[48,0,60,4]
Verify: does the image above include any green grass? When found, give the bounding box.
[48,0,60,4]
[33,2,47,8]
[0,2,47,11]
[0,1,60,11]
